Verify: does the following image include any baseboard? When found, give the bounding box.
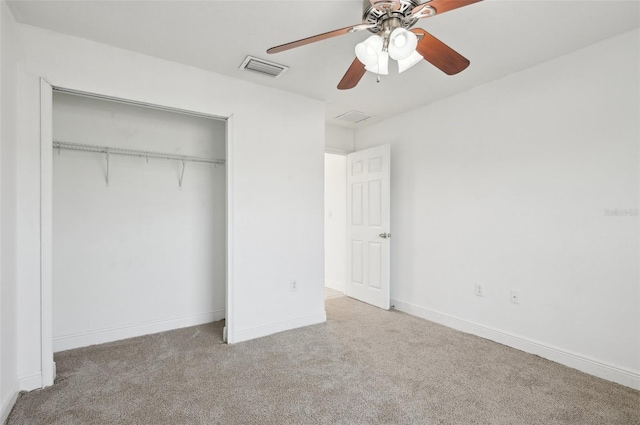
[230,311,327,344]
[325,279,345,293]
[391,299,640,390]
[53,309,226,352]
[18,372,42,392]
[0,379,19,425]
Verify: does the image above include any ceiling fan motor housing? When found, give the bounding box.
[363,0,424,33]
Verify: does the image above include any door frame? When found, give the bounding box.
[39,78,235,386]
[323,151,348,296]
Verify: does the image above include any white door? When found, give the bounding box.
[346,144,390,310]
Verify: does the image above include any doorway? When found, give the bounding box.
[324,145,391,309]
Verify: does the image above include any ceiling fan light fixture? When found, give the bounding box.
[365,51,389,75]
[266,0,481,90]
[398,50,423,73]
[388,28,418,61]
[355,35,383,67]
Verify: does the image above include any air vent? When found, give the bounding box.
[239,56,289,78]
[335,111,372,124]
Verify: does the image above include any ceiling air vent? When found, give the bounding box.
[240,56,289,78]
[335,111,372,124]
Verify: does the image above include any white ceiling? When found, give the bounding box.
[8,0,640,128]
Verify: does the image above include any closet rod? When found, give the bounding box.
[53,141,225,165]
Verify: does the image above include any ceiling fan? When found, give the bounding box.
[267,0,482,90]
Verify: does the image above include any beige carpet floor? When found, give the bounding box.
[324,287,344,300]
[7,297,640,424]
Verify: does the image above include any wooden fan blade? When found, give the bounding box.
[427,0,483,16]
[267,25,359,54]
[338,58,366,90]
[412,28,470,75]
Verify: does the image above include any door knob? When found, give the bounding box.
[379,233,390,239]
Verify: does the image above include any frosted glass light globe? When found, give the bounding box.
[388,28,418,61]
[365,51,389,75]
[355,35,383,67]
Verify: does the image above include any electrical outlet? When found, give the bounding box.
[290,280,297,292]
[510,289,520,304]
[475,283,484,297]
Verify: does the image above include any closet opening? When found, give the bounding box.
[50,88,228,354]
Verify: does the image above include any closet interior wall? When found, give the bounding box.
[52,92,226,351]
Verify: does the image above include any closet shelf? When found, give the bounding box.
[53,141,225,165]
[53,141,224,188]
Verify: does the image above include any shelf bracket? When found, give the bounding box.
[179,158,186,189]
[105,150,110,187]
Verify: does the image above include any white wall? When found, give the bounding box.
[325,124,354,154]
[0,0,20,422]
[324,153,346,293]
[16,23,326,390]
[51,92,226,351]
[355,29,640,389]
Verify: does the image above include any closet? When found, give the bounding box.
[52,91,226,351]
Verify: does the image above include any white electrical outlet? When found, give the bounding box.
[510,289,520,304]
[475,283,484,297]
[290,280,297,292]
